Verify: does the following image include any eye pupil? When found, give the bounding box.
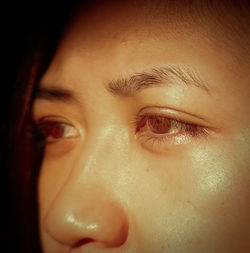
[43,122,65,139]
[148,116,171,134]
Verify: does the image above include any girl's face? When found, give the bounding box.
[33,1,250,252]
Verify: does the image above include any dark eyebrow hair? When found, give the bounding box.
[34,65,209,103]
[106,65,209,96]
[34,87,80,103]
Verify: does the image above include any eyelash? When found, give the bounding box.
[34,113,208,148]
[34,120,79,145]
[132,113,208,145]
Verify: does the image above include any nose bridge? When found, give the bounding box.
[44,123,130,248]
[69,121,131,184]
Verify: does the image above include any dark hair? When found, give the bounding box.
[4,1,82,252]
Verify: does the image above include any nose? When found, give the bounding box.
[45,183,129,249]
[43,125,131,250]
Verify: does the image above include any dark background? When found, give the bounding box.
[2,1,73,251]
[3,1,34,250]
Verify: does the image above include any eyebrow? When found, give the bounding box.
[35,65,209,102]
[34,87,80,103]
[106,65,209,96]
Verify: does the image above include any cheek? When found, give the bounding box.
[184,140,250,249]
[191,139,250,209]
[136,138,250,251]
[38,147,79,221]
[37,131,250,252]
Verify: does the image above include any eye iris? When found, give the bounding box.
[148,116,171,134]
[43,122,65,139]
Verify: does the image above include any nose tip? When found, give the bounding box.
[45,187,129,249]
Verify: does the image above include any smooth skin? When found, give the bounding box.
[33,1,250,252]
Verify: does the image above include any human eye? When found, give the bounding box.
[35,117,79,145]
[133,107,210,151]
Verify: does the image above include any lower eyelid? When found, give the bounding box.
[44,138,79,157]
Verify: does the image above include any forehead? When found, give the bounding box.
[56,0,249,64]
[39,0,250,123]
[38,0,250,105]
[44,0,249,89]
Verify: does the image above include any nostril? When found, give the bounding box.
[73,238,94,248]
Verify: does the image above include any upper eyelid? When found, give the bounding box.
[134,113,202,130]
[134,113,211,137]
[137,106,211,125]
[36,117,81,134]
[136,108,219,133]
[37,115,72,124]
[136,115,198,130]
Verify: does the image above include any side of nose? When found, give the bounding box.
[45,184,129,248]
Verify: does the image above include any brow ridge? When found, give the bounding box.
[106,65,209,96]
[35,65,209,103]
[34,86,79,103]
